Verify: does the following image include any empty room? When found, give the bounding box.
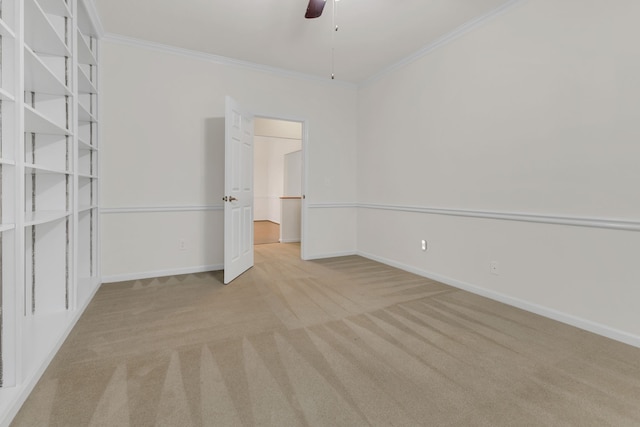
[1,0,639,425]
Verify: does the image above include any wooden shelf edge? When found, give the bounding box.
[0,224,16,232]
[24,46,73,96]
[24,210,72,226]
[0,17,17,38]
[24,105,72,135]
[0,87,16,101]
[24,163,72,175]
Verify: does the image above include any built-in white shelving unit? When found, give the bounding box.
[1,0,20,398]
[0,0,100,424]
[75,0,98,301]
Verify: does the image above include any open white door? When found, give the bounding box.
[224,96,254,284]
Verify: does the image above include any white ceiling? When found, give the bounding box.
[95,0,513,83]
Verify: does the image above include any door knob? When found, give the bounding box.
[229,196,238,202]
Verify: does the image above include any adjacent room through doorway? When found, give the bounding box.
[253,118,303,247]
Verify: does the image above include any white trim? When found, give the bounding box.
[101,205,224,214]
[279,239,301,244]
[358,250,640,349]
[302,120,310,261]
[103,33,357,89]
[307,202,358,209]
[303,250,357,261]
[358,203,640,232]
[102,264,223,284]
[360,0,526,87]
[254,134,302,141]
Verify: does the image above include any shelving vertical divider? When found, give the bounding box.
[75,0,99,307]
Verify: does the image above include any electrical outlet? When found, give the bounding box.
[179,239,186,251]
[421,239,427,251]
[490,261,499,275]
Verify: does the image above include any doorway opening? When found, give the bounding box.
[252,117,303,254]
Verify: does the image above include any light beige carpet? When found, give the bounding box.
[12,243,640,426]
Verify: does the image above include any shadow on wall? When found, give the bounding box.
[204,117,225,264]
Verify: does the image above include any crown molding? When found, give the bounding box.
[360,0,527,87]
[103,33,357,89]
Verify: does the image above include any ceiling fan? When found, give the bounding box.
[305,0,340,78]
[305,0,327,19]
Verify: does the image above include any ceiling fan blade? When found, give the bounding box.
[305,0,326,19]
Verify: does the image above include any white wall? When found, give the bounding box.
[101,40,357,281]
[254,136,301,223]
[255,118,302,140]
[357,0,640,344]
[284,150,302,196]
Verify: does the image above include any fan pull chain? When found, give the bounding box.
[331,0,339,79]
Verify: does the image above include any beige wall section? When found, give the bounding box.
[102,211,224,278]
[305,207,357,259]
[254,117,302,139]
[357,1,640,342]
[101,41,357,280]
[359,0,640,216]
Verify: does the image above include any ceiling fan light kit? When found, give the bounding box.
[305,0,327,19]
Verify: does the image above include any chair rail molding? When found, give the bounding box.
[101,205,224,214]
[358,203,640,232]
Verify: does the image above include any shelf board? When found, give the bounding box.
[25,0,71,57]
[25,163,71,175]
[78,102,97,123]
[24,105,71,135]
[78,173,98,179]
[24,210,70,226]
[78,204,98,213]
[77,30,98,65]
[77,66,97,94]
[0,17,16,38]
[78,137,98,151]
[37,0,73,18]
[0,87,16,101]
[0,158,16,166]
[24,47,72,96]
[0,223,16,232]
[78,138,99,151]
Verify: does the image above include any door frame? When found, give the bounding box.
[253,112,308,260]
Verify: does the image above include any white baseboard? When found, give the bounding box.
[102,264,223,284]
[279,238,301,243]
[0,280,101,427]
[358,251,640,349]
[303,250,357,261]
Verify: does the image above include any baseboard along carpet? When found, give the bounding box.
[11,243,640,426]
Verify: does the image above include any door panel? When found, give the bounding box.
[224,97,254,284]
